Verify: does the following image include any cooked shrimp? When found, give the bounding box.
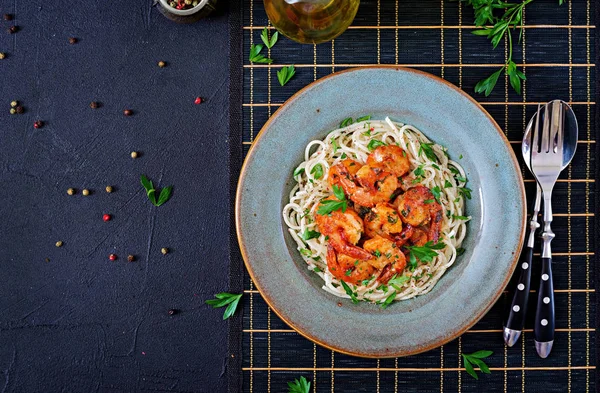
[362,236,407,283]
[367,145,410,177]
[336,164,399,208]
[326,245,375,285]
[395,185,443,243]
[410,227,429,247]
[364,203,403,240]
[327,159,361,189]
[315,198,374,261]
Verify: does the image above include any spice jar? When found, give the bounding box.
[157,0,218,23]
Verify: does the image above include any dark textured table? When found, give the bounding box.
[0,1,233,392]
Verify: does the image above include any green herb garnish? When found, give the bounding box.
[444,180,453,188]
[310,163,324,179]
[313,266,322,273]
[249,44,272,64]
[205,292,243,320]
[345,269,352,276]
[431,186,442,203]
[388,274,410,291]
[453,215,470,220]
[457,247,466,256]
[287,376,311,393]
[340,117,354,128]
[455,175,467,183]
[317,185,348,215]
[423,199,435,204]
[341,281,359,304]
[301,229,321,241]
[293,167,305,177]
[277,65,296,86]
[380,290,397,309]
[260,27,278,49]
[356,115,372,122]
[300,248,312,257]
[461,350,493,380]
[331,138,339,154]
[140,175,172,207]
[405,241,446,268]
[341,153,347,159]
[418,142,438,162]
[367,139,386,152]
[459,187,473,200]
[373,250,382,258]
[413,165,425,177]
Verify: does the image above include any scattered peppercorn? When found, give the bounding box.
[3,14,13,21]
[103,214,111,222]
[67,188,75,195]
[127,255,135,262]
[55,241,63,247]
[9,108,16,115]
[45,257,50,262]
[161,247,169,255]
[90,101,99,109]
[0,52,5,59]
[130,151,139,159]
[15,105,24,114]
[109,254,117,261]
[33,120,43,129]
[167,309,179,316]
[10,101,17,107]
[105,185,113,193]
[82,189,90,196]
[194,97,202,105]
[68,37,77,44]
[123,109,133,116]
[158,61,166,68]
[8,26,18,34]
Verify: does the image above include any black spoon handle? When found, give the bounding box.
[504,246,533,332]
[534,257,555,343]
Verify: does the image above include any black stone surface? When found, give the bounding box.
[0,1,232,392]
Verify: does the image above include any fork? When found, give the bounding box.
[529,101,567,358]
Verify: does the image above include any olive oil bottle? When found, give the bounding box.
[264,0,360,44]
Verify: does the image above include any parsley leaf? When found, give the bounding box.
[332,184,345,201]
[461,350,493,380]
[277,65,296,86]
[457,247,466,256]
[287,376,311,393]
[453,215,470,220]
[317,185,348,215]
[340,117,354,128]
[260,27,278,49]
[413,165,425,177]
[367,139,387,152]
[293,167,305,177]
[331,138,339,154]
[431,186,442,203]
[341,281,359,304]
[301,229,321,241]
[205,293,243,320]
[310,163,324,179]
[249,44,272,64]
[388,274,410,291]
[459,187,473,200]
[380,290,397,309]
[444,179,453,188]
[418,142,438,162]
[140,175,173,207]
[356,115,372,122]
[405,241,446,266]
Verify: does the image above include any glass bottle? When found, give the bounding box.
[264,0,360,44]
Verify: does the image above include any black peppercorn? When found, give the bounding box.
[123,109,132,116]
[68,37,77,44]
[15,105,24,114]
[127,255,135,262]
[8,25,18,34]
[3,14,13,21]
[90,101,99,109]
[168,309,179,316]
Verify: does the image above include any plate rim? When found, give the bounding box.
[235,66,526,358]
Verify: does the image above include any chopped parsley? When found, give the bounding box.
[432,163,440,170]
[340,117,354,128]
[345,269,352,276]
[449,166,460,175]
[301,229,321,241]
[457,247,466,256]
[373,250,382,258]
[387,215,398,224]
[424,199,435,204]
[455,175,467,183]
[356,115,372,122]
[418,142,438,162]
[340,152,347,159]
[367,139,387,152]
[310,163,324,180]
[317,185,348,215]
[444,179,453,188]
[293,167,305,177]
[331,138,339,154]
[413,165,425,177]
[388,274,410,291]
[459,154,464,159]
[300,248,312,257]
[405,241,446,269]
[341,281,359,304]
[459,187,473,200]
[313,266,322,273]
[380,290,397,309]
[452,215,470,220]
[431,186,442,203]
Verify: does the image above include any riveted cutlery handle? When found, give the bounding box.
[534,257,555,343]
[504,246,533,332]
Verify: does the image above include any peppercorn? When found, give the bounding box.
[130,151,139,159]
[82,189,90,196]
[109,253,117,261]
[8,26,18,34]
[15,105,24,114]
[103,214,111,222]
[168,309,179,316]
[10,101,17,107]
[127,255,135,262]
[161,247,169,255]
[90,101,99,109]
[3,14,13,21]
[105,185,113,193]
[45,257,50,262]
[9,108,16,115]
[0,52,5,60]
[67,188,75,195]
[33,120,43,129]
[68,37,77,44]
[55,241,63,247]
[123,109,132,116]
[158,61,166,68]
[194,97,202,105]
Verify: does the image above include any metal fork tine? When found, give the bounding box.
[550,100,561,153]
[556,102,565,156]
[541,103,550,153]
[532,103,541,156]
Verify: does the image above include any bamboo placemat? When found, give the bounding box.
[235,0,597,391]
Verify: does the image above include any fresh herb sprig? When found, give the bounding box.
[249,44,272,64]
[287,376,311,393]
[140,175,173,207]
[405,241,446,269]
[317,185,348,215]
[205,292,243,320]
[260,27,278,49]
[462,0,564,96]
[341,281,359,304]
[277,65,296,86]
[461,350,493,380]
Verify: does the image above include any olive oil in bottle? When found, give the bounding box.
[264,0,360,44]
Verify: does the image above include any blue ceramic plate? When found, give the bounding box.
[236,67,526,357]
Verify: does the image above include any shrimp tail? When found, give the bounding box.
[326,244,343,280]
[394,223,415,247]
[333,229,374,260]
